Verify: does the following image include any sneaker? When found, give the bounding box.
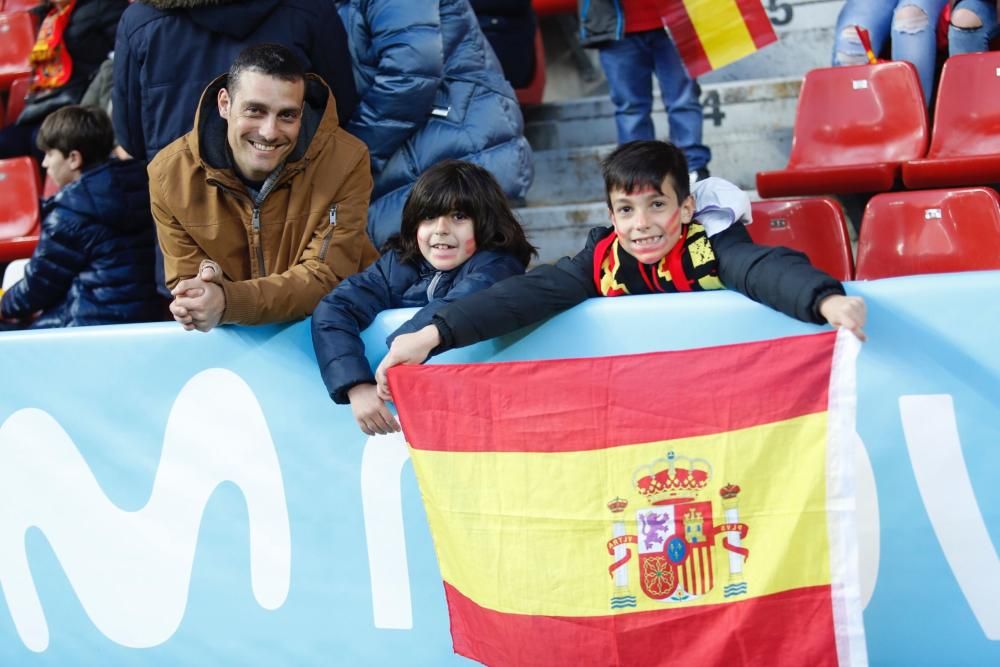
[689,167,711,186]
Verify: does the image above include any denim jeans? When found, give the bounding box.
[950,0,999,55]
[832,0,948,106]
[598,29,711,171]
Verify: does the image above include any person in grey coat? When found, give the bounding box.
[336,0,534,247]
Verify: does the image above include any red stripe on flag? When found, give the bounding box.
[659,2,712,78]
[444,582,839,666]
[735,0,779,49]
[394,332,835,453]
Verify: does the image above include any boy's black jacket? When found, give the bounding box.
[431,223,845,351]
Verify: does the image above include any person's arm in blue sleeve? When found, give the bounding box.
[311,255,397,403]
[1,207,89,319]
[386,252,526,344]
[309,2,359,130]
[344,0,443,172]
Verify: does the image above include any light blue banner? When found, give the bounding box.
[0,272,997,665]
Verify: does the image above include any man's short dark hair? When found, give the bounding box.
[601,140,691,207]
[36,105,114,169]
[227,43,306,96]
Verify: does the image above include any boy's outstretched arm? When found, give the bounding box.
[375,232,604,399]
[713,222,867,338]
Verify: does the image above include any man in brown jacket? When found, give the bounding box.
[148,43,377,332]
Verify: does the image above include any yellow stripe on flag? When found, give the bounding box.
[410,412,831,617]
[684,0,758,70]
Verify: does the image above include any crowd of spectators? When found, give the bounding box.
[1,0,995,338]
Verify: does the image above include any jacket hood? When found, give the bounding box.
[140,0,282,39]
[189,72,337,176]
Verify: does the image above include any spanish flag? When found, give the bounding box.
[392,331,866,666]
[661,0,779,77]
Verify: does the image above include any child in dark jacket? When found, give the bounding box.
[375,140,867,397]
[0,105,162,329]
[311,159,536,435]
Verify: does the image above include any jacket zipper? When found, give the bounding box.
[318,205,337,260]
[251,206,266,275]
[426,271,443,301]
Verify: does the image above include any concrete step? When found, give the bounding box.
[537,0,844,103]
[525,76,801,152]
[525,77,800,202]
[701,0,844,84]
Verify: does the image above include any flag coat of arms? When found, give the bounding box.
[660,0,779,77]
[392,331,866,666]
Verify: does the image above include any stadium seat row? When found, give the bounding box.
[756,53,1000,197]
[750,188,1000,281]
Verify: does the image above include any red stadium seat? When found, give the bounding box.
[515,27,546,106]
[0,11,36,90]
[756,62,928,199]
[749,198,854,281]
[0,156,41,262]
[532,0,575,16]
[3,0,43,12]
[5,75,30,126]
[902,52,1000,189]
[855,187,1000,280]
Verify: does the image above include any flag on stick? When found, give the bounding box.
[392,331,866,666]
[661,0,779,77]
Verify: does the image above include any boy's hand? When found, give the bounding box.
[819,294,867,341]
[347,383,400,436]
[375,324,441,401]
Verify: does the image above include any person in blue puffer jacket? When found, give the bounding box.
[312,160,536,435]
[0,106,162,330]
[335,0,535,247]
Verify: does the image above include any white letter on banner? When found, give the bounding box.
[0,368,291,652]
[361,431,413,629]
[900,394,1000,640]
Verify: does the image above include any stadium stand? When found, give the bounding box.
[0,10,36,90]
[902,52,1000,189]
[756,61,928,199]
[749,198,854,281]
[0,155,40,263]
[855,187,1000,279]
[5,75,29,126]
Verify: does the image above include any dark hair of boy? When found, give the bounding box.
[227,42,306,95]
[35,105,114,170]
[601,140,691,207]
[386,160,538,268]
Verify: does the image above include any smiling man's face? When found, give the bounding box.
[218,70,305,182]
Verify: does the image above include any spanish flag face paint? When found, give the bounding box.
[661,0,779,77]
[391,331,867,666]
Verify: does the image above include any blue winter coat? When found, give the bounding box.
[311,249,525,403]
[336,0,534,247]
[113,0,359,162]
[0,159,162,328]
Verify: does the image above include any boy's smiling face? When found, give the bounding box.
[608,175,694,265]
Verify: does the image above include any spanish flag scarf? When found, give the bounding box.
[30,0,77,91]
[592,222,724,296]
